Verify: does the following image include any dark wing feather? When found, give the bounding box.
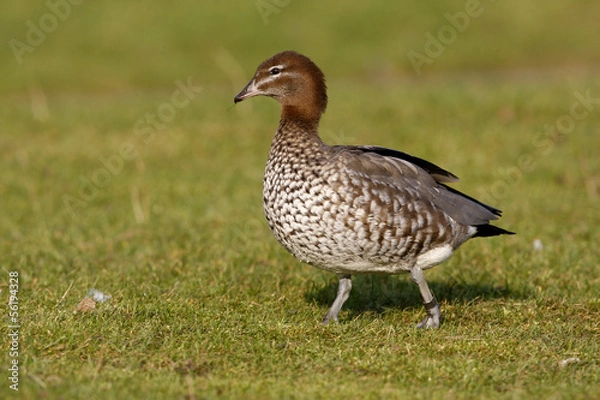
[330,145,505,227]
[346,145,460,183]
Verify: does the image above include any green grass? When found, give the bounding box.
[1,1,600,399]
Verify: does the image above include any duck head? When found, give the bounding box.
[234,51,328,122]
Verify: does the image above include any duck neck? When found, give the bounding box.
[281,101,324,124]
[270,113,325,158]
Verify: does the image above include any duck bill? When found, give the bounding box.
[234,79,261,103]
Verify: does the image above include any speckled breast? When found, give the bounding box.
[262,155,450,274]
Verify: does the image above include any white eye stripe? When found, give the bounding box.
[256,75,278,89]
[259,70,300,88]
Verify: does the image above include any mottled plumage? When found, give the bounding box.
[234,51,513,328]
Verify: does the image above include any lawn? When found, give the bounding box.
[1,1,599,399]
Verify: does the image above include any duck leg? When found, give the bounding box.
[410,267,441,328]
[322,275,352,324]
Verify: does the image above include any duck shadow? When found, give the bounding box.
[305,274,529,319]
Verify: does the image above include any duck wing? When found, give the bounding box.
[328,145,504,227]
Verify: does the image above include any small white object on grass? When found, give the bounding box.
[88,289,112,303]
[558,357,581,368]
[533,238,543,251]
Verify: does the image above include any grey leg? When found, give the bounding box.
[410,267,441,329]
[322,275,352,324]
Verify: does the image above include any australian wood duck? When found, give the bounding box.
[234,50,514,328]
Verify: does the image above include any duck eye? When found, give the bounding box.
[269,67,281,75]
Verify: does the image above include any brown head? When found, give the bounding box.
[234,51,328,122]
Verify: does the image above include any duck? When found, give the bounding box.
[234,50,514,328]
